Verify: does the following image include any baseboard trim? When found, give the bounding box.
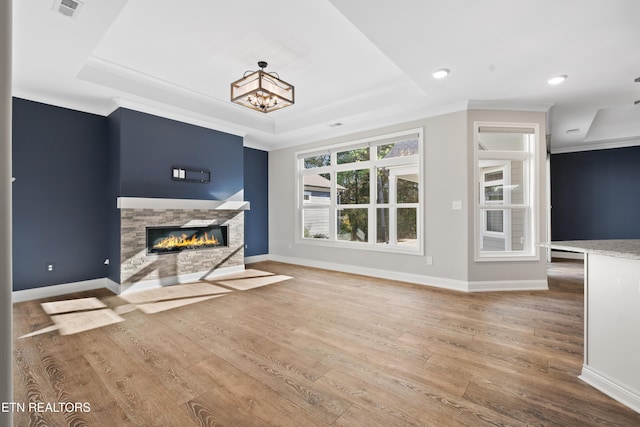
[268,254,469,291]
[268,254,548,293]
[245,254,270,264]
[12,265,246,301]
[12,255,549,301]
[104,278,120,295]
[467,279,548,292]
[12,278,111,303]
[580,366,640,414]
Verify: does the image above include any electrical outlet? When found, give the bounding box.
[46,263,55,272]
[426,256,433,265]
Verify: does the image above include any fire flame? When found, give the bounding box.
[153,232,219,250]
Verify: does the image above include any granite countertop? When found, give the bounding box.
[547,239,640,260]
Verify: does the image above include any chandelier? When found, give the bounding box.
[231,61,295,113]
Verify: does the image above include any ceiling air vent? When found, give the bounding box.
[53,0,84,19]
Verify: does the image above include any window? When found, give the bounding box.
[475,123,538,260]
[296,129,423,253]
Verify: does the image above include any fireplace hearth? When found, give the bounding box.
[146,225,228,254]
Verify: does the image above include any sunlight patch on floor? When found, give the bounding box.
[19,270,292,338]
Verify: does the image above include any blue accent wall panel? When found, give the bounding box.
[12,98,109,291]
[106,109,122,283]
[551,146,640,240]
[117,108,243,201]
[12,102,253,290]
[244,147,269,256]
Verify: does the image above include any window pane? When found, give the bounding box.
[337,169,370,204]
[480,160,527,204]
[397,178,419,203]
[377,138,419,159]
[485,171,503,181]
[337,147,369,164]
[486,210,504,232]
[337,209,368,242]
[397,208,417,244]
[485,185,503,202]
[508,160,525,204]
[510,208,527,251]
[376,208,389,243]
[480,208,528,252]
[303,173,332,205]
[303,209,330,239]
[376,167,389,203]
[303,154,330,168]
[478,132,529,151]
[297,130,422,252]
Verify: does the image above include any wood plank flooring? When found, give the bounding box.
[12,259,640,426]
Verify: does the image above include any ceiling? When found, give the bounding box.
[12,0,640,152]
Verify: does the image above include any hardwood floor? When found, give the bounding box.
[12,260,640,426]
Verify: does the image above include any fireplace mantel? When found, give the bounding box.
[117,197,250,211]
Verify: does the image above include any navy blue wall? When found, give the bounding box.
[117,108,243,200]
[13,100,266,290]
[12,98,109,291]
[243,147,269,256]
[551,146,640,240]
[106,109,122,283]
[107,108,248,281]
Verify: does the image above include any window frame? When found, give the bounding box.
[295,128,424,255]
[474,122,539,262]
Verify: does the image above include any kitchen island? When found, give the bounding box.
[549,240,640,413]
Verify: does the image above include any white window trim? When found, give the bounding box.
[474,122,539,262]
[295,128,424,255]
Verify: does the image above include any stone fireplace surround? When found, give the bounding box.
[116,197,249,294]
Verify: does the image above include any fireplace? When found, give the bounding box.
[118,197,248,289]
[146,225,228,254]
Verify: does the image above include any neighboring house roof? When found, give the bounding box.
[303,174,346,190]
[384,139,419,158]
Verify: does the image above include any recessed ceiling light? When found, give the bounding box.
[548,75,568,85]
[432,68,450,79]
[566,128,580,134]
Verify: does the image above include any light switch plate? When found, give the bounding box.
[452,200,462,210]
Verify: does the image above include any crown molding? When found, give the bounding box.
[77,55,274,133]
[109,97,248,138]
[468,100,553,112]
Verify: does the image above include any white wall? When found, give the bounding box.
[269,109,548,290]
